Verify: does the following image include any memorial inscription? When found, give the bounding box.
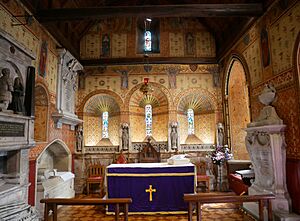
[0,121,25,137]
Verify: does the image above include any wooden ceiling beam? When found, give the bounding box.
[80,57,217,66]
[36,3,263,22]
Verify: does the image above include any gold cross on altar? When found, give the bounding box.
[145,185,156,202]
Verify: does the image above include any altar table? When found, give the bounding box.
[106,163,195,214]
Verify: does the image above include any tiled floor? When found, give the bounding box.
[54,193,255,221]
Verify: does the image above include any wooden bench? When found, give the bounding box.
[183,193,275,221]
[40,197,132,221]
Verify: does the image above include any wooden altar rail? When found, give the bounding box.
[183,194,275,221]
[40,198,132,221]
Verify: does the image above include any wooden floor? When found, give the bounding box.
[55,193,255,221]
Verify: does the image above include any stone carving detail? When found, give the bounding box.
[0,68,13,111]
[248,84,283,127]
[120,123,130,151]
[169,122,179,150]
[245,131,274,189]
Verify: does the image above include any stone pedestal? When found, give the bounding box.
[244,125,295,220]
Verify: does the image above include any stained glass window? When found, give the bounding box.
[144,31,152,52]
[145,104,152,136]
[102,111,109,138]
[187,109,194,135]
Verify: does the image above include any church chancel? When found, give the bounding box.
[106,163,195,213]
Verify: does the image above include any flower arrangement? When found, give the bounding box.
[209,145,232,165]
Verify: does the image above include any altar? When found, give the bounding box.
[106,163,195,214]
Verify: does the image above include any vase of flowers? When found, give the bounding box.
[208,145,232,191]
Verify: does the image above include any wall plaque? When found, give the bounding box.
[0,121,25,137]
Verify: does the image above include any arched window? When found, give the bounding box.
[102,111,109,138]
[145,104,152,136]
[187,108,194,135]
[144,30,152,52]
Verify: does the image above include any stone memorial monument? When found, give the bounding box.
[244,84,298,220]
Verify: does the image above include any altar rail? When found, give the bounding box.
[40,197,132,221]
[183,193,275,221]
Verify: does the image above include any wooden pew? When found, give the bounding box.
[40,198,132,221]
[183,193,275,221]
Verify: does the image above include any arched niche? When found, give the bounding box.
[83,94,121,146]
[177,90,216,144]
[129,83,169,142]
[225,58,250,160]
[36,139,72,173]
[34,85,49,142]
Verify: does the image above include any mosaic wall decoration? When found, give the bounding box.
[112,33,127,57]
[178,114,189,144]
[270,2,300,75]
[152,114,168,141]
[169,33,184,56]
[243,40,263,86]
[196,32,216,57]
[130,114,146,142]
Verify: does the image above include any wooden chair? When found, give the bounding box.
[195,161,210,192]
[86,164,106,195]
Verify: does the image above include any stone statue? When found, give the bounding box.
[10,77,25,114]
[0,68,13,111]
[170,123,178,149]
[76,125,83,152]
[121,123,129,150]
[248,84,283,127]
[217,123,224,147]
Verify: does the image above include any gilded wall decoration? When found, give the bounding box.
[84,115,101,146]
[80,33,101,59]
[195,113,215,144]
[270,2,300,75]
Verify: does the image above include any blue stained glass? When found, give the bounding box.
[145,104,152,136]
[102,111,109,138]
[187,109,194,135]
[144,31,152,52]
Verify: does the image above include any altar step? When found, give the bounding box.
[0,202,38,221]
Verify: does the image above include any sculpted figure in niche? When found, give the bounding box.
[217,123,224,147]
[121,123,129,150]
[10,77,25,114]
[76,125,83,152]
[170,123,178,149]
[0,68,13,111]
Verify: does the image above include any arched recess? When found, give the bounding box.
[83,94,121,146]
[128,83,169,142]
[176,88,217,145]
[35,139,72,215]
[34,83,49,142]
[224,55,251,160]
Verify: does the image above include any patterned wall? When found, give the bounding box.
[84,115,101,146]
[195,113,215,144]
[228,61,250,160]
[80,17,215,59]
[223,1,300,159]
[152,114,168,142]
[130,114,146,142]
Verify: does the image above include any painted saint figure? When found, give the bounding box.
[0,68,13,111]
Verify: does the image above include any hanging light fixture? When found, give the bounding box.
[140,77,154,95]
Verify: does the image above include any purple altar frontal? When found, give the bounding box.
[106,163,195,214]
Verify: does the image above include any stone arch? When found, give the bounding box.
[175,88,218,144]
[224,53,251,160]
[293,31,300,110]
[78,89,124,113]
[34,82,50,142]
[35,139,72,215]
[124,82,174,111]
[174,88,218,111]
